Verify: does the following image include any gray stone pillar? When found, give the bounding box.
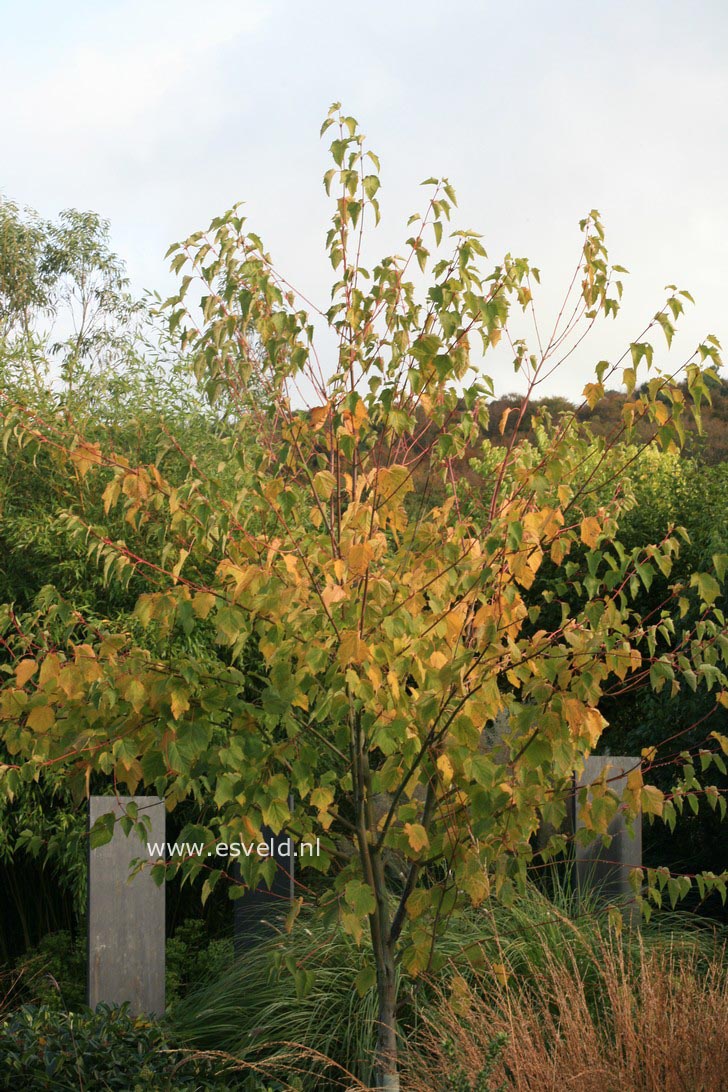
[575,756,642,915]
[88,795,165,1016]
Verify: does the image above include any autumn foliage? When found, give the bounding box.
[2,105,727,1088]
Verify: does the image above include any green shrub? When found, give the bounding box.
[166,919,235,1004]
[0,1002,236,1090]
[9,920,235,1014]
[11,929,86,1011]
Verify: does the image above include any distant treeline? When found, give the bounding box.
[486,377,728,464]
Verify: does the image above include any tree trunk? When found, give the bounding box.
[372,928,399,1090]
[351,704,401,1090]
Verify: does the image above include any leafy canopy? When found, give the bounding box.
[1,106,727,979]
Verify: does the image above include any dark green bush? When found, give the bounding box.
[0,1002,236,1090]
[166,919,234,1004]
[11,929,86,1011]
[8,920,235,1015]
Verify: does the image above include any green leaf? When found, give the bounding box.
[691,571,721,606]
[260,796,290,833]
[344,879,376,917]
[712,554,728,583]
[89,811,116,849]
[354,964,376,997]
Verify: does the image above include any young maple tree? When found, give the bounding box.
[2,105,728,1089]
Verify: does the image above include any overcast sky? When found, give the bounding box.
[2,0,726,399]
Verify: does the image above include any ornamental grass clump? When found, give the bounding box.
[404,932,728,1092]
[170,883,726,1091]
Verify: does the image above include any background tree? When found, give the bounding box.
[0,200,243,956]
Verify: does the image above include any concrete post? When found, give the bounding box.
[88,795,165,1016]
[575,756,642,915]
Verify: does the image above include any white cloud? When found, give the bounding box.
[6,0,271,147]
[2,0,725,400]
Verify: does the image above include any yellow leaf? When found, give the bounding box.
[429,651,448,670]
[313,469,336,499]
[710,730,728,755]
[444,603,467,647]
[523,507,563,541]
[283,554,300,580]
[653,401,669,426]
[192,592,216,619]
[150,464,166,489]
[121,470,149,501]
[102,478,121,514]
[561,695,584,735]
[170,688,190,721]
[498,407,514,436]
[338,631,371,666]
[322,583,347,609]
[403,822,429,852]
[309,403,330,431]
[362,663,381,691]
[378,464,414,500]
[15,659,38,688]
[57,666,85,701]
[437,754,454,786]
[492,962,510,988]
[27,705,55,732]
[75,645,103,683]
[310,786,334,810]
[473,601,494,629]
[606,647,631,681]
[641,784,664,817]
[341,910,364,945]
[580,516,601,549]
[70,441,103,478]
[348,542,373,577]
[172,548,189,580]
[126,677,146,713]
[509,546,543,589]
[582,381,604,410]
[621,765,644,816]
[343,399,368,435]
[217,560,256,599]
[583,707,607,747]
[38,653,62,686]
[562,697,606,746]
[550,536,570,565]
